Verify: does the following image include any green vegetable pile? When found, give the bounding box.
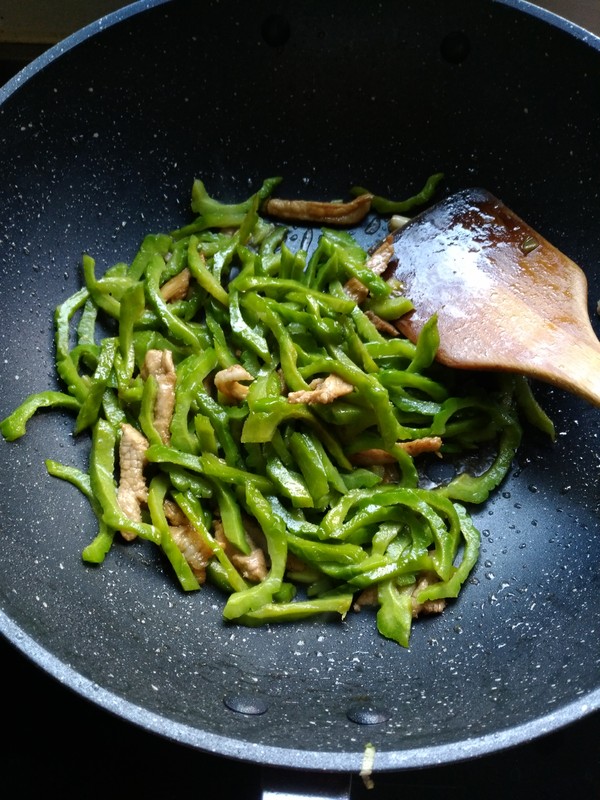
[0,177,553,647]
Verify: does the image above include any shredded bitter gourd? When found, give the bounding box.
[0,177,554,647]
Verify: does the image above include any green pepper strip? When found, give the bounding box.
[431,398,522,503]
[351,172,445,214]
[376,579,414,647]
[414,503,480,602]
[363,293,413,321]
[253,295,343,347]
[364,339,417,361]
[81,255,127,319]
[187,236,229,306]
[377,369,448,403]
[438,417,522,504]
[55,286,91,402]
[74,337,118,434]
[214,483,252,554]
[101,388,127,431]
[170,349,218,454]
[287,431,331,508]
[277,241,306,281]
[339,319,379,373]
[241,396,352,471]
[222,484,288,620]
[147,474,200,591]
[146,444,275,495]
[139,375,163,447]
[194,414,218,455]
[189,176,282,229]
[76,298,97,345]
[319,485,433,541]
[237,594,353,625]
[90,419,160,543]
[117,281,146,365]
[128,233,173,281]
[265,495,320,538]
[194,390,243,467]
[407,314,439,373]
[45,459,116,564]
[231,275,356,315]
[286,531,369,570]
[301,349,401,448]
[305,432,348,495]
[145,253,202,351]
[0,391,81,441]
[319,229,390,298]
[240,293,309,392]
[229,289,271,363]
[330,488,455,577]
[328,280,388,346]
[173,490,248,593]
[512,375,555,439]
[265,452,314,509]
[204,309,237,369]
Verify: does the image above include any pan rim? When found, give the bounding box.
[1,0,600,775]
[3,609,599,772]
[2,0,600,112]
[0,0,171,107]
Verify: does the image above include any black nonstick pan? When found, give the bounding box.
[1,0,599,795]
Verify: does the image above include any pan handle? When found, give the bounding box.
[261,767,351,799]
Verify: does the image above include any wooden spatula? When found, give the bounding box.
[382,187,600,406]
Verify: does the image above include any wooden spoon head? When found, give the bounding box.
[385,188,600,399]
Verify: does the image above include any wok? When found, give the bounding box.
[1,0,599,795]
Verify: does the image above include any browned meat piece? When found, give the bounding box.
[160,267,191,302]
[164,500,212,583]
[411,573,447,617]
[285,553,308,573]
[353,573,446,618]
[350,436,443,465]
[262,193,372,225]
[232,548,268,582]
[287,373,354,405]
[398,436,442,457]
[364,310,399,337]
[365,234,394,276]
[140,349,177,444]
[349,449,396,466]
[214,364,254,403]
[117,423,149,541]
[214,518,268,582]
[343,277,370,304]
[343,234,395,304]
[352,586,378,611]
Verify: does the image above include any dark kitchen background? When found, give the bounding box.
[1,2,599,797]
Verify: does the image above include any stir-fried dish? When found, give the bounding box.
[0,177,553,646]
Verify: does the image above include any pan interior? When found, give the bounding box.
[0,0,599,772]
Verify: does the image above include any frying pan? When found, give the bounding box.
[1,0,599,794]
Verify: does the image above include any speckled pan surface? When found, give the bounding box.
[0,0,599,773]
